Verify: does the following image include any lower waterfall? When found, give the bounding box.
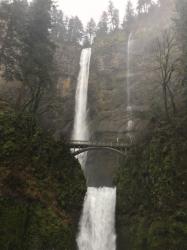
[77,187,117,250]
[73,48,117,250]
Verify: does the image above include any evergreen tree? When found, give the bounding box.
[108,0,114,20]
[86,18,96,43]
[108,0,114,31]
[137,0,153,14]
[51,5,67,44]
[0,0,28,81]
[112,9,119,31]
[67,16,83,44]
[122,0,135,33]
[97,11,109,36]
[107,0,119,31]
[22,0,56,113]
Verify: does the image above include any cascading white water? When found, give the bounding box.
[127,33,132,111]
[72,48,92,141]
[126,34,134,138]
[77,187,117,250]
[72,48,91,167]
[72,48,117,250]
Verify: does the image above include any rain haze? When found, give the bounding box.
[58,0,138,24]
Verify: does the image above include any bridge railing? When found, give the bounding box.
[69,140,129,148]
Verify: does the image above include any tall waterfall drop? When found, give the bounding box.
[72,48,117,250]
[72,48,92,141]
[126,33,134,140]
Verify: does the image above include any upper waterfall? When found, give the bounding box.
[127,33,132,109]
[126,33,134,139]
[72,48,92,141]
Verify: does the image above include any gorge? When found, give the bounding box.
[72,48,117,249]
[0,0,186,250]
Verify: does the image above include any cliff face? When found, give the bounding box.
[81,5,176,187]
[88,9,174,137]
[55,43,81,139]
[0,42,81,140]
[88,33,128,140]
[83,36,155,186]
[84,33,128,187]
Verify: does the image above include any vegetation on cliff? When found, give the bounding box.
[117,116,187,249]
[0,1,86,249]
[115,1,187,249]
[0,109,85,249]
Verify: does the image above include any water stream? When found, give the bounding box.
[126,33,134,141]
[72,48,117,250]
[77,187,116,250]
[72,48,92,142]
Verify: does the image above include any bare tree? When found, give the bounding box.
[153,30,178,120]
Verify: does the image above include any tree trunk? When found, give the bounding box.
[15,83,25,112]
[167,85,177,115]
[163,84,169,120]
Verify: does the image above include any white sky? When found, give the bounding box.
[58,0,138,25]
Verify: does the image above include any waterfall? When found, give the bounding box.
[72,48,92,141]
[126,33,134,139]
[77,187,116,250]
[127,33,132,111]
[72,48,91,167]
[72,48,117,250]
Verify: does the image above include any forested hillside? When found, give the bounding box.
[0,0,86,249]
[116,1,187,249]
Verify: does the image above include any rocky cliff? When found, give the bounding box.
[81,5,176,187]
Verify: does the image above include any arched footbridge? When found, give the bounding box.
[68,140,130,157]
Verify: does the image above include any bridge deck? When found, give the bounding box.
[68,140,129,149]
